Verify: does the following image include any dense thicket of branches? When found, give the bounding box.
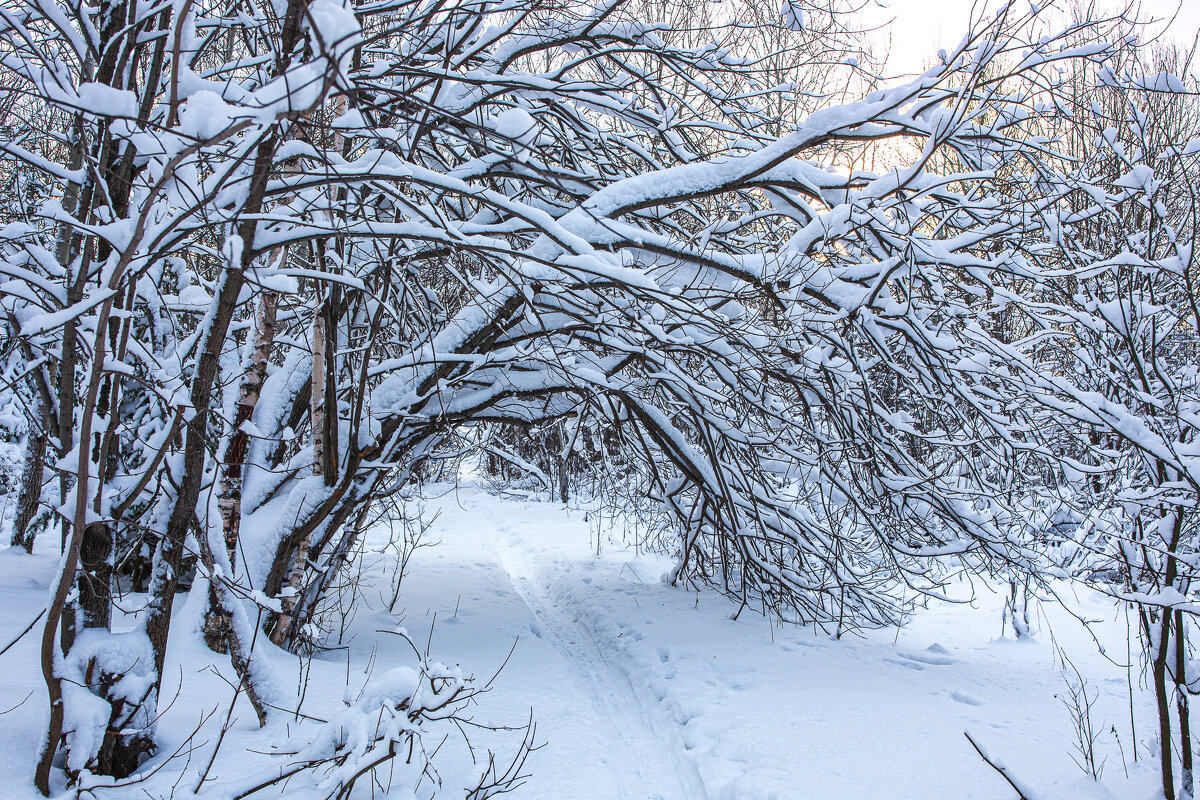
[2,0,1199,795]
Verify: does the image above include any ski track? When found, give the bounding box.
[491,512,709,800]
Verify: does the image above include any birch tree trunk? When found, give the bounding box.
[271,312,327,646]
[220,292,280,560]
[206,291,279,653]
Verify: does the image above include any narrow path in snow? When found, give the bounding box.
[491,513,709,800]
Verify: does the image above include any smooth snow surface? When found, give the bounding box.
[0,483,1167,798]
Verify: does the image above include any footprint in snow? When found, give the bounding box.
[895,645,955,666]
[883,658,926,671]
[950,690,985,706]
[775,639,815,652]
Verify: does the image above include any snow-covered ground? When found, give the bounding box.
[0,483,1167,799]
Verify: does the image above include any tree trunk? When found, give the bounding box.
[208,291,279,654]
[77,521,153,778]
[145,265,247,677]
[270,520,314,648]
[77,522,112,632]
[1154,611,1175,800]
[196,516,269,726]
[1178,608,1193,799]
[271,313,326,647]
[557,454,568,504]
[10,409,47,552]
[311,312,327,482]
[218,291,280,562]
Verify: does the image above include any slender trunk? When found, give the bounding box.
[270,523,314,647]
[1161,509,1188,800]
[33,94,90,799]
[55,169,91,560]
[35,278,118,795]
[10,408,47,552]
[215,581,270,728]
[311,312,327,483]
[196,518,269,726]
[557,454,568,504]
[322,296,339,482]
[207,291,279,653]
[1178,608,1193,799]
[271,314,326,647]
[286,490,370,647]
[219,291,279,563]
[145,265,247,678]
[1155,611,1176,800]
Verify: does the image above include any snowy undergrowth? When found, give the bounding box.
[0,482,1167,799]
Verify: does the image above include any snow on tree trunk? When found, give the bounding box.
[272,312,328,647]
[219,291,280,564]
[207,291,279,654]
[9,405,46,552]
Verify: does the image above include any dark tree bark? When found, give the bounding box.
[1151,609,1175,800]
[77,522,112,631]
[1176,609,1193,800]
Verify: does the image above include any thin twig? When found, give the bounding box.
[0,608,45,657]
[964,731,1040,800]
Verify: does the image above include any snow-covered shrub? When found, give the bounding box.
[241,632,534,800]
[0,388,25,528]
[58,629,157,779]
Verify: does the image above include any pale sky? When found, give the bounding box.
[861,0,1200,76]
